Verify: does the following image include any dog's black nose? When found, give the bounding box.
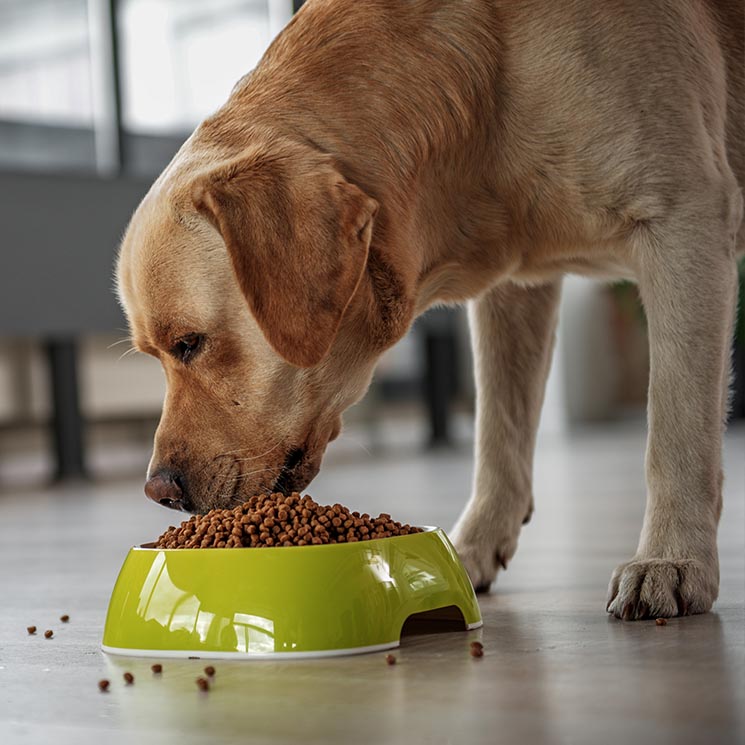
[145,470,189,511]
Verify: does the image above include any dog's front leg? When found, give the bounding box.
[607,192,741,619]
[451,280,561,591]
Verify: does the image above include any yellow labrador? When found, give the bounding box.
[117,0,744,619]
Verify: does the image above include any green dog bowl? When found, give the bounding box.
[102,527,481,659]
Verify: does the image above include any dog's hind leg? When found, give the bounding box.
[451,279,561,591]
[607,182,742,620]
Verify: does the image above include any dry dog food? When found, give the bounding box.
[98,680,110,692]
[44,630,53,639]
[196,677,210,692]
[27,626,36,635]
[60,614,70,623]
[151,664,163,674]
[385,654,396,665]
[123,672,134,685]
[469,641,484,658]
[154,492,421,549]
[204,666,216,677]
[655,618,667,626]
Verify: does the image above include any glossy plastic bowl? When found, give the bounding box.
[102,527,481,659]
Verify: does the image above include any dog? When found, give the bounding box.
[116,0,744,620]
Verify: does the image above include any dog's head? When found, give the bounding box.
[117,138,414,513]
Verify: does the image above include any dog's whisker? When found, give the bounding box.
[233,442,283,463]
[225,466,281,484]
[213,445,259,458]
[117,346,138,362]
[205,462,284,506]
[228,473,276,485]
[192,442,284,489]
[338,433,372,457]
[214,441,283,462]
[107,337,133,350]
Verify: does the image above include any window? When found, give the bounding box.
[119,0,292,133]
[0,0,93,126]
[0,0,292,171]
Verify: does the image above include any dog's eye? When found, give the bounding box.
[171,334,204,364]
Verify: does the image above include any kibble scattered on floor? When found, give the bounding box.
[151,663,163,674]
[655,618,668,626]
[60,614,70,623]
[123,672,134,685]
[196,677,209,692]
[44,630,53,639]
[154,493,421,549]
[470,641,484,658]
[98,680,110,692]
[26,626,36,635]
[204,666,215,677]
[385,654,396,665]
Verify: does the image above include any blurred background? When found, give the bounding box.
[0,0,743,490]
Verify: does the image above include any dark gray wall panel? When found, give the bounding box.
[0,170,152,335]
[0,120,187,176]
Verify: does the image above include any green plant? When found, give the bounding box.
[610,280,646,326]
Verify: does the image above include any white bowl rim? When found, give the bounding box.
[102,619,482,661]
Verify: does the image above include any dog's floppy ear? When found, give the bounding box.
[192,152,378,367]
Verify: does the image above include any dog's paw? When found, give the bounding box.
[606,558,718,620]
[450,524,520,593]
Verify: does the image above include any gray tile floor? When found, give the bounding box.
[0,421,743,745]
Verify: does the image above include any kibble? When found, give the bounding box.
[44,630,53,639]
[60,614,70,623]
[470,645,484,658]
[123,672,134,685]
[204,666,216,677]
[655,617,667,626]
[385,654,396,666]
[27,626,36,635]
[470,641,484,652]
[151,663,163,674]
[98,680,110,692]
[196,677,209,692]
[154,493,421,549]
